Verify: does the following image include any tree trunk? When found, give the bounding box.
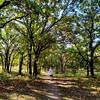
[19,54,24,75]
[89,28,94,77]
[5,49,10,73]
[89,53,94,77]
[89,35,94,77]
[33,58,38,79]
[0,55,4,71]
[90,61,94,77]
[28,53,32,75]
[28,44,32,76]
[7,62,10,73]
[60,55,64,73]
[9,53,16,72]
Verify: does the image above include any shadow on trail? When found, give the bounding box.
[0,75,100,100]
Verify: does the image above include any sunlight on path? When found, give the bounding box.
[0,72,100,100]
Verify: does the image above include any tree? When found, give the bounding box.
[11,0,78,78]
[0,0,10,9]
[71,0,100,77]
[0,0,29,28]
[0,24,18,72]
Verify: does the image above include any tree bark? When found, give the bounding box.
[89,51,94,77]
[89,30,94,77]
[33,58,38,79]
[28,44,32,76]
[0,55,4,71]
[19,54,24,75]
[5,49,10,73]
[60,55,64,73]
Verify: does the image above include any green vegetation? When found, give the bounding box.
[0,0,100,99]
[0,0,100,78]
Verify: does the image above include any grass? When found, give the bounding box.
[54,71,86,78]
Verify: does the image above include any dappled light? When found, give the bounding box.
[0,74,100,100]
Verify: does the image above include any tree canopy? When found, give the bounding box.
[0,0,100,78]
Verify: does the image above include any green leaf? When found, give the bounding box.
[96,22,100,25]
[0,0,4,5]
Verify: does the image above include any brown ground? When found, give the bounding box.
[0,75,100,100]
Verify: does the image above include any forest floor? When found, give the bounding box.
[0,73,100,100]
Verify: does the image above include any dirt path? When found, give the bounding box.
[40,76,62,100]
[32,76,100,100]
[0,75,100,100]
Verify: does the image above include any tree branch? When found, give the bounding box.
[0,14,29,28]
[0,0,10,9]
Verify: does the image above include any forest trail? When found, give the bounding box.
[39,76,63,100]
[0,75,100,100]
